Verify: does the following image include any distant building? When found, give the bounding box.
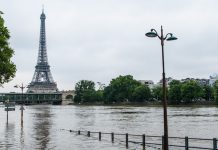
[61,90,75,105]
[209,74,218,86]
[196,78,209,86]
[138,74,217,89]
[138,80,155,89]
[181,78,209,86]
[180,78,195,82]
[157,77,174,86]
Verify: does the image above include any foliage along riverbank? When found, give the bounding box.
[72,75,218,106]
[70,100,218,107]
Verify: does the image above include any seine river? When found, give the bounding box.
[0,105,218,150]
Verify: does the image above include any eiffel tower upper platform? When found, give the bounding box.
[27,10,58,93]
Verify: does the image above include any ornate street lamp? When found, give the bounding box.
[14,83,26,96]
[14,83,27,125]
[145,26,177,150]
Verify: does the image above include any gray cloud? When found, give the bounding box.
[1,0,218,92]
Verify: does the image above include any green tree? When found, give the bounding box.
[168,80,182,104]
[151,86,163,101]
[131,85,151,102]
[0,12,16,85]
[74,80,95,103]
[181,80,203,104]
[213,80,218,104]
[202,85,213,101]
[82,90,104,103]
[103,75,141,103]
[95,90,104,102]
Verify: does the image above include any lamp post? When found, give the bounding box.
[14,83,27,125]
[5,99,9,124]
[145,26,177,150]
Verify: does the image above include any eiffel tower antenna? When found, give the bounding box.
[42,5,44,13]
[27,10,58,93]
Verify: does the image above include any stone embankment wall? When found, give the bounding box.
[61,90,75,105]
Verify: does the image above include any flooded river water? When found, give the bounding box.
[0,105,217,149]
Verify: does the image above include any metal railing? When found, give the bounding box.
[62,129,218,150]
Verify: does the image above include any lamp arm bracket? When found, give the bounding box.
[164,33,172,40]
[151,29,161,39]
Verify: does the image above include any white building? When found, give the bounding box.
[209,74,218,86]
[157,77,174,86]
[138,80,155,89]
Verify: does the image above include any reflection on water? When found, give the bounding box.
[0,105,218,149]
[3,123,16,150]
[20,123,24,150]
[31,106,53,150]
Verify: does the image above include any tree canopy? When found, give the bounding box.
[181,80,203,104]
[0,12,16,85]
[73,75,218,105]
[213,80,218,104]
[74,80,95,103]
[103,75,141,103]
[151,86,163,101]
[168,80,182,104]
[131,85,151,102]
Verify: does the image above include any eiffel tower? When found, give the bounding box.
[27,10,58,93]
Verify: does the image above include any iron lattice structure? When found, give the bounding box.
[27,10,58,93]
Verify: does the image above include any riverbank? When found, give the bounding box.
[69,101,218,107]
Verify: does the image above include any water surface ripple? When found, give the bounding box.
[0,105,217,149]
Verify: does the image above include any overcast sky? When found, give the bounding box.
[1,0,218,92]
